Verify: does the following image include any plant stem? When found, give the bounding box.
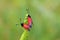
[20,30,29,40]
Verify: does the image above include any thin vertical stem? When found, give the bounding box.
[20,30,29,40]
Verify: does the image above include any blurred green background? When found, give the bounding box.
[0,0,60,40]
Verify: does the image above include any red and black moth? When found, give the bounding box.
[21,14,33,31]
[27,15,33,28]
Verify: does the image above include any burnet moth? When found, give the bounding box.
[20,8,33,31]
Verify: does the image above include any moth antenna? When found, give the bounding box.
[20,18,22,25]
[26,8,30,13]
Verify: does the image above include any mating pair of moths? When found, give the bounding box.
[21,14,33,31]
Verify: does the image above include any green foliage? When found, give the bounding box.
[0,0,60,40]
